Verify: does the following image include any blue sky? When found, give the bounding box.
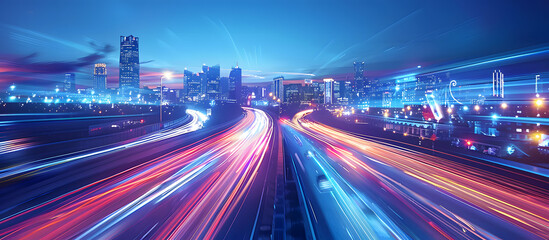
[1,0,549,89]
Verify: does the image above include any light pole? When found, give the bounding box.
[160,72,172,123]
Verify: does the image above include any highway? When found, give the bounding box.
[0,108,276,239]
[281,109,549,240]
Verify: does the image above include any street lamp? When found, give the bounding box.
[160,72,172,123]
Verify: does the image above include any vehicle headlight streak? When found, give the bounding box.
[282,110,549,239]
[0,110,206,180]
[0,108,274,240]
[306,146,408,240]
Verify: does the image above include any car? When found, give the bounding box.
[316,174,333,192]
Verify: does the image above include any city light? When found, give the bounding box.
[163,71,173,79]
[501,103,508,109]
[535,98,543,107]
[1,2,549,239]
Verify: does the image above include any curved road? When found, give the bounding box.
[0,108,276,239]
[281,109,549,240]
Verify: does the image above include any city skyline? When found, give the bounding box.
[2,0,549,90]
[1,1,549,239]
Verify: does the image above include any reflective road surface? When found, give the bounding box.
[0,108,275,239]
[281,109,549,240]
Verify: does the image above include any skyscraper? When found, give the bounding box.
[184,70,203,101]
[335,80,351,105]
[119,35,140,91]
[220,77,229,100]
[284,83,302,104]
[333,81,341,101]
[202,64,221,100]
[273,76,284,102]
[353,61,366,102]
[64,73,76,92]
[229,66,242,103]
[493,70,504,98]
[93,63,107,90]
[324,78,334,104]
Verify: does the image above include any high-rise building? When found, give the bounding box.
[493,70,504,98]
[220,77,229,100]
[202,64,221,100]
[353,61,366,103]
[284,83,301,103]
[335,80,351,105]
[302,81,315,103]
[324,78,334,104]
[119,35,140,91]
[64,73,76,92]
[183,69,203,101]
[333,81,341,101]
[273,76,284,102]
[229,66,242,103]
[382,91,393,108]
[311,81,324,104]
[199,72,207,96]
[93,63,107,90]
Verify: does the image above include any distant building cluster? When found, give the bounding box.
[183,65,242,103]
[2,34,247,105]
[253,61,367,106]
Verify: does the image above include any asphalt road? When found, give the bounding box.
[281,109,549,240]
[0,108,278,240]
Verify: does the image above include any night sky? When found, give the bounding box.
[1,0,549,90]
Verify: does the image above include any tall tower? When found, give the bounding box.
[324,78,334,104]
[202,64,221,100]
[492,70,504,98]
[183,69,203,101]
[64,73,76,92]
[229,65,242,103]
[353,61,366,103]
[273,76,284,102]
[93,63,107,90]
[119,35,140,91]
